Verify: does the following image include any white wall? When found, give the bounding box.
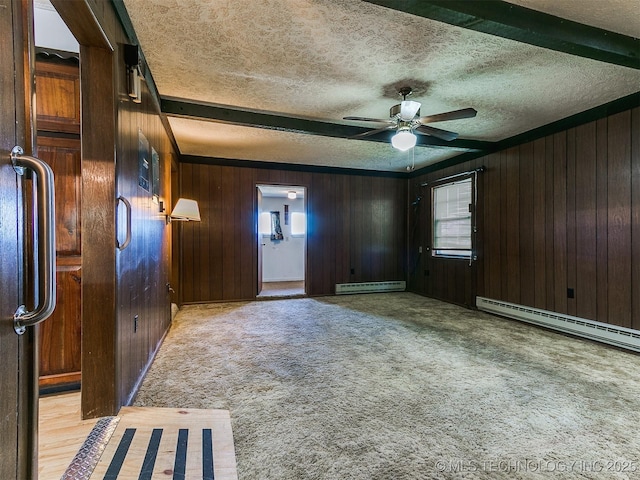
[261,196,305,282]
[34,0,79,52]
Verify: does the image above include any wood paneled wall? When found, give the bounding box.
[115,86,173,409]
[409,107,640,329]
[179,164,406,303]
[56,0,175,417]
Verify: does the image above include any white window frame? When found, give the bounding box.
[432,177,473,259]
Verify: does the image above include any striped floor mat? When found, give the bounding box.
[61,407,237,480]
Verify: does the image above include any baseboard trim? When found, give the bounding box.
[477,296,640,352]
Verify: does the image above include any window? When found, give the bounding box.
[258,212,271,235]
[291,212,306,236]
[432,178,472,258]
[260,211,306,236]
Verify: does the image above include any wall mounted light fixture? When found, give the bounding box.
[127,65,143,103]
[124,44,144,104]
[166,198,201,224]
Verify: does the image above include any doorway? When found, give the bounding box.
[33,1,85,475]
[257,185,306,298]
[33,1,82,395]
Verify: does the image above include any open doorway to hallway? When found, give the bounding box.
[257,185,306,298]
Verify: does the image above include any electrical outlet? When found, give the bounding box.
[134,314,139,333]
[419,246,422,253]
[350,268,355,275]
[567,288,575,299]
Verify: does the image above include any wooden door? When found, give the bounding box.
[0,0,38,478]
[257,187,263,295]
[35,59,82,390]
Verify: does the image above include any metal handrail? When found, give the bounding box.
[11,146,57,335]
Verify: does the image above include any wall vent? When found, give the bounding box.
[335,281,406,295]
[476,296,640,353]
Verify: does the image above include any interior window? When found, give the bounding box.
[432,177,472,258]
[291,212,306,236]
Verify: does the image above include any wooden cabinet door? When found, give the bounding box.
[35,61,80,134]
[36,60,82,390]
[37,137,82,387]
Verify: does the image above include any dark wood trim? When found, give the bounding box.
[409,150,489,177]
[496,92,640,152]
[50,0,112,50]
[171,92,639,180]
[109,1,181,155]
[79,44,118,419]
[161,97,492,151]
[38,371,81,388]
[35,131,80,141]
[363,0,640,69]
[181,154,410,179]
[410,92,640,178]
[110,1,162,108]
[39,380,81,396]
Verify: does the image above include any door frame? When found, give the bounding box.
[256,184,308,296]
[1,0,38,477]
[49,0,120,419]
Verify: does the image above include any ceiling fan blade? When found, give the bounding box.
[400,100,421,121]
[343,116,394,124]
[418,107,477,124]
[416,124,459,141]
[350,125,395,139]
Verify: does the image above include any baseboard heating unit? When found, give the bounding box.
[335,281,406,295]
[476,296,640,353]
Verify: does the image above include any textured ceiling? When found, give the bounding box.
[169,117,465,171]
[122,0,640,173]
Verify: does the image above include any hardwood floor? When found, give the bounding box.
[38,392,238,479]
[39,392,98,479]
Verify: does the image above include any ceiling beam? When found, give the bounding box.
[161,98,494,152]
[364,0,640,70]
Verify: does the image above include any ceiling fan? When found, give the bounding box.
[343,87,477,151]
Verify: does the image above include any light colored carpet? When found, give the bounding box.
[134,293,640,479]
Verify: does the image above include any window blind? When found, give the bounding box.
[433,178,472,256]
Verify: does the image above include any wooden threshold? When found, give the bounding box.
[40,393,238,479]
[88,407,237,479]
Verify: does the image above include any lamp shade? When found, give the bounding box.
[391,129,417,151]
[170,198,201,221]
[399,100,421,121]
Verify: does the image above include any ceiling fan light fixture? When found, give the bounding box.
[399,100,421,121]
[391,129,417,151]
